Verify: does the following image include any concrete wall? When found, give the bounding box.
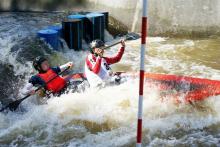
[0,0,86,11]
[1,0,220,37]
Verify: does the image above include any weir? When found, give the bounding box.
[37,12,108,51]
[1,0,220,37]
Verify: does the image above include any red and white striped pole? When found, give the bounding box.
[136,0,147,147]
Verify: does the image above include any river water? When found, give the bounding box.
[0,12,220,147]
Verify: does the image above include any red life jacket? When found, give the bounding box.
[38,69,66,93]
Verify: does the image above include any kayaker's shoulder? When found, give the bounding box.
[51,66,61,74]
[29,75,44,85]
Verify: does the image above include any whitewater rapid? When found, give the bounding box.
[1,79,220,146]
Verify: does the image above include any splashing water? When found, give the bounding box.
[0,12,220,146]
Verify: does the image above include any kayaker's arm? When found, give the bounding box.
[21,76,45,95]
[104,39,125,65]
[21,83,35,95]
[59,62,73,72]
[104,46,125,65]
[86,55,102,74]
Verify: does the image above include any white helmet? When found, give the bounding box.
[90,39,105,49]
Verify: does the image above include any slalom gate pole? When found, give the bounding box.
[136,0,147,146]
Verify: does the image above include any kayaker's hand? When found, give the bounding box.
[98,52,104,57]
[109,70,113,76]
[121,39,125,48]
[67,62,74,69]
[29,90,36,95]
[95,48,104,57]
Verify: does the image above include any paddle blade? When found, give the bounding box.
[8,99,24,111]
[126,33,140,40]
[0,98,25,112]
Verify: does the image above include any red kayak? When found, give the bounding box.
[65,72,220,103]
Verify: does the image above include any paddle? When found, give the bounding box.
[102,34,135,50]
[0,67,70,112]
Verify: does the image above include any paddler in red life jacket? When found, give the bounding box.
[85,39,125,87]
[21,56,73,96]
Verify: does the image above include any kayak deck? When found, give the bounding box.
[144,73,220,102]
[65,72,220,103]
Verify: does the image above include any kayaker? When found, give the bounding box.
[85,39,125,87]
[21,56,73,96]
